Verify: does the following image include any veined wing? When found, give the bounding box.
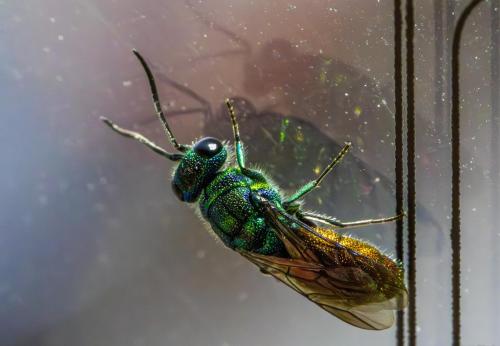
[257,196,407,307]
[244,196,407,329]
[239,250,397,330]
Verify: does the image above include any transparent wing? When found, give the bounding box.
[241,196,407,329]
[321,306,394,330]
[239,250,397,330]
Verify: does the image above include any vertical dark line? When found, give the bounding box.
[394,0,405,345]
[434,0,445,136]
[405,0,417,345]
[490,0,499,337]
[445,0,456,138]
[451,1,485,345]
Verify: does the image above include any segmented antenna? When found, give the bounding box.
[132,49,189,152]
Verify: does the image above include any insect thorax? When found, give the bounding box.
[198,167,285,255]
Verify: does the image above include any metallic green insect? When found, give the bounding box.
[101,50,407,330]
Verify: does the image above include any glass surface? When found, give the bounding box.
[0,1,498,345]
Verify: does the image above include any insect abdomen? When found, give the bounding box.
[199,168,285,255]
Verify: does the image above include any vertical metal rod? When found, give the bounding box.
[394,0,405,345]
[405,0,417,345]
[450,1,486,345]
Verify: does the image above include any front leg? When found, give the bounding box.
[225,99,277,182]
[225,99,264,179]
[225,99,246,170]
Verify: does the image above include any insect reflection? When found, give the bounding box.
[102,50,407,330]
[184,2,442,182]
[185,2,402,163]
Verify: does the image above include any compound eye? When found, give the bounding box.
[193,137,223,158]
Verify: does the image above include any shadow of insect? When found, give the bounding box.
[150,70,443,254]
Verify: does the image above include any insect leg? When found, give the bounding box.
[224,99,274,181]
[284,142,351,205]
[225,99,246,169]
[100,117,183,161]
[299,211,404,230]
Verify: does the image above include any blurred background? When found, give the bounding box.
[0,0,498,345]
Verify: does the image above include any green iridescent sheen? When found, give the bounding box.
[198,167,286,256]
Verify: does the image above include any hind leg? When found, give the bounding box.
[299,211,404,230]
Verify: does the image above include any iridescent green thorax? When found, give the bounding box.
[199,167,286,256]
